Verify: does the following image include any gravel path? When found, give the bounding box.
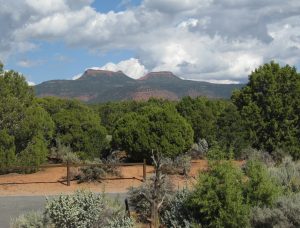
[0,193,127,228]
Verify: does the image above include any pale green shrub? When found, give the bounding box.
[189,138,209,158]
[104,216,135,228]
[77,165,106,183]
[251,193,300,228]
[269,156,300,193]
[241,147,274,166]
[49,142,72,163]
[160,189,193,228]
[102,157,122,177]
[11,191,134,228]
[44,190,105,228]
[10,211,48,228]
[161,154,191,176]
[128,185,151,222]
[61,151,80,164]
[76,158,121,183]
[128,176,173,222]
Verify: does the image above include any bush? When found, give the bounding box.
[10,211,46,228]
[128,175,173,223]
[45,190,104,227]
[17,135,48,173]
[11,190,135,228]
[206,144,233,160]
[0,129,16,173]
[188,161,250,228]
[76,160,106,183]
[160,189,193,228]
[49,141,73,163]
[161,154,191,176]
[61,151,80,164]
[240,147,275,166]
[269,156,300,193]
[95,196,135,228]
[102,157,122,177]
[244,159,282,207]
[251,193,300,228]
[104,216,135,228]
[189,138,209,159]
[44,190,134,228]
[76,158,121,183]
[128,186,151,222]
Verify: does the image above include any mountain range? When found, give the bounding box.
[34,70,244,103]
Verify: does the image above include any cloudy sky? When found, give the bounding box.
[1,0,300,85]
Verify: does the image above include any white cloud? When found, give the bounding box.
[99,58,148,79]
[27,81,36,86]
[72,73,82,80]
[25,0,68,15]
[71,58,148,80]
[1,0,300,83]
[202,79,240,84]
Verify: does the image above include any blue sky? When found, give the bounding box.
[5,1,142,84]
[1,0,300,85]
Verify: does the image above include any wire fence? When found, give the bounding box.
[0,159,147,186]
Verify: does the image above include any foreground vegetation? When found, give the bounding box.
[1,60,300,227]
[11,190,135,228]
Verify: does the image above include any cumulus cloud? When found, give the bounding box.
[99,58,148,79]
[1,0,300,83]
[71,58,148,80]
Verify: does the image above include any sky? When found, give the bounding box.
[1,0,300,85]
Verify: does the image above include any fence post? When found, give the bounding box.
[125,198,130,217]
[143,159,146,181]
[67,161,70,186]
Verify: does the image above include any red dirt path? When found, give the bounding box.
[0,160,241,196]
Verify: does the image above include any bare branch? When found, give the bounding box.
[157,195,166,209]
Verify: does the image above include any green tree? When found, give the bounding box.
[188,161,250,228]
[112,106,194,161]
[0,129,16,170]
[176,96,228,144]
[0,67,54,171]
[244,159,282,207]
[232,62,300,158]
[0,71,34,136]
[216,103,250,158]
[0,70,34,105]
[51,100,107,158]
[17,135,48,171]
[96,98,176,134]
[36,97,69,115]
[15,104,54,153]
[96,100,142,134]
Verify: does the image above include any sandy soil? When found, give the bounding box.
[0,160,241,196]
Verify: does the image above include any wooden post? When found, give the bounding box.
[67,161,70,186]
[143,159,147,181]
[125,198,130,218]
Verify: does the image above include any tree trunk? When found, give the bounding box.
[151,202,160,228]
